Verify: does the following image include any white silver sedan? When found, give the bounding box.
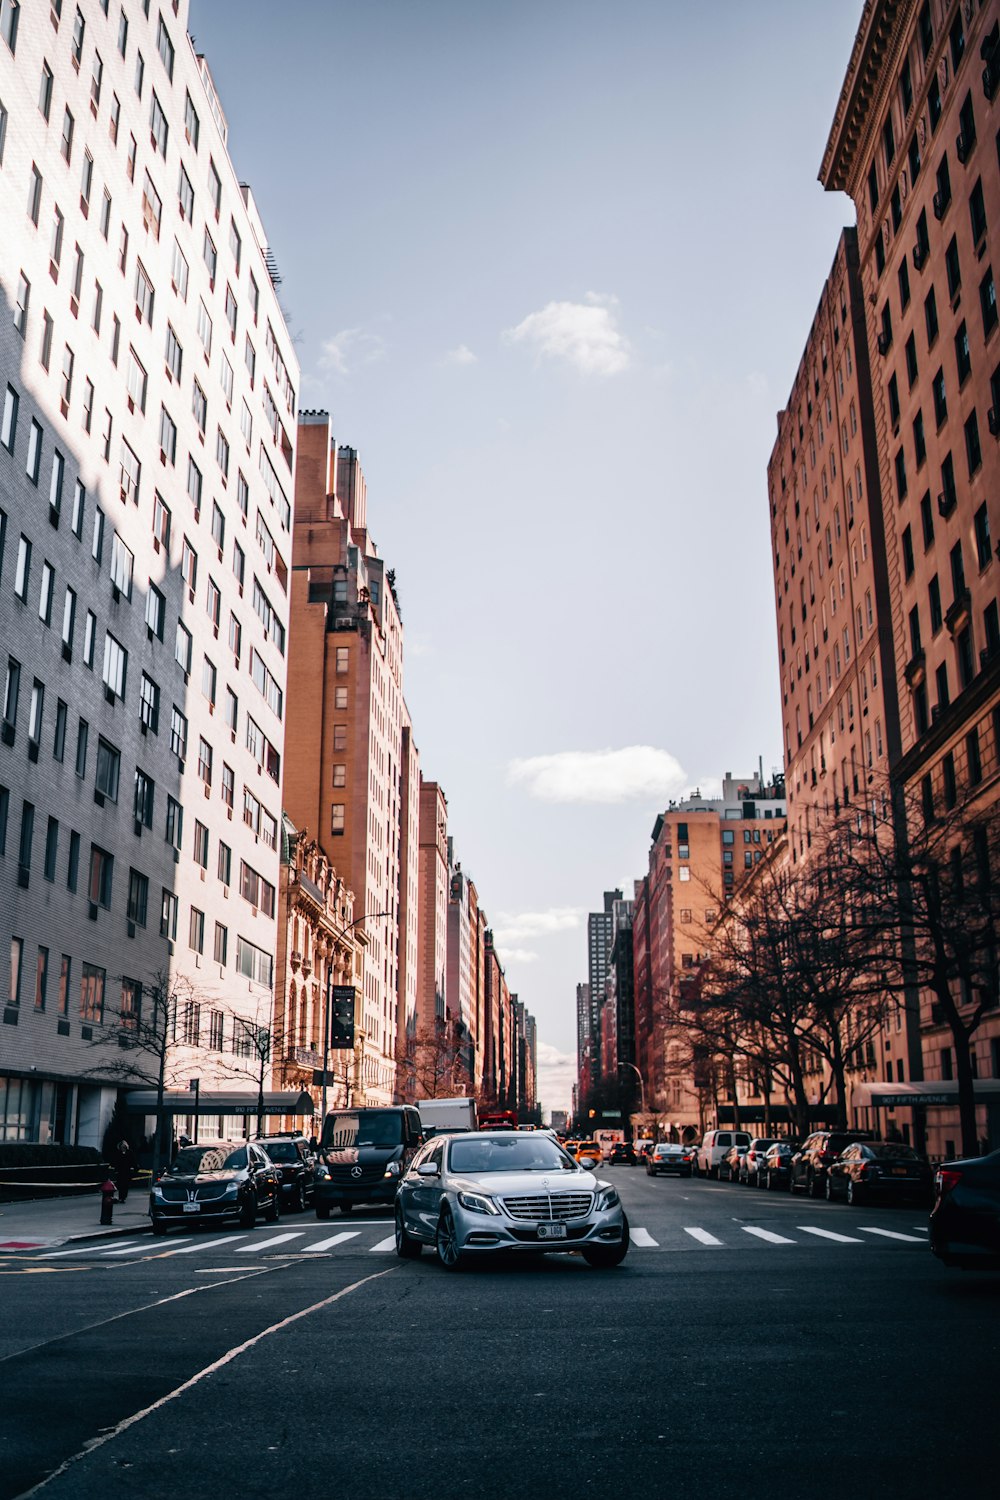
[394,1130,630,1270]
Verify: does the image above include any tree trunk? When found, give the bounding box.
[950,1018,979,1159]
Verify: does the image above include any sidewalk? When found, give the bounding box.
[0,1190,152,1249]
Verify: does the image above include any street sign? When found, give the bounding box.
[329,985,355,1049]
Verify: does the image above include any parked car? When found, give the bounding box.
[314,1105,424,1218]
[609,1143,637,1166]
[930,1149,1000,1269]
[635,1139,654,1162]
[741,1138,779,1186]
[719,1143,750,1182]
[394,1129,629,1270]
[150,1141,281,1235]
[697,1130,751,1179]
[646,1143,694,1177]
[761,1141,799,1191]
[789,1130,875,1198]
[256,1132,316,1212]
[825,1141,932,1206]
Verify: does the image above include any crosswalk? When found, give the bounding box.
[22,1220,930,1261]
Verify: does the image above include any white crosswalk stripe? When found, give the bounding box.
[301,1232,362,1252]
[235,1233,306,1253]
[369,1234,397,1253]
[630,1227,658,1247]
[103,1238,193,1255]
[683,1228,723,1246]
[40,1240,144,1258]
[797,1226,863,1244]
[159,1235,249,1255]
[858,1227,926,1242]
[742,1226,796,1244]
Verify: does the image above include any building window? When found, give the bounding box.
[95,737,120,801]
[331,804,345,835]
[80,962,105,1023]
[127,868,148,928]
[160,890,178,942]
[88,844,114,909]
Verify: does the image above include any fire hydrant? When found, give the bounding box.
[100,1178,116,1225]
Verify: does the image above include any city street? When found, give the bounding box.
[1,1169,996,1499]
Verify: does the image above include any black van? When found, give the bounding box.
[314,1105,424,1217]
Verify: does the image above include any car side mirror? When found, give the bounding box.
[417,1161,440,1177]
[580,1157,597,1171]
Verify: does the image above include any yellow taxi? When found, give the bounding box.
[574,1141,603,1166]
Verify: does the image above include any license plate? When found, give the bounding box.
[537,1222,567,1240]
[182,1202,200,1212]
[892,1168,909,1176]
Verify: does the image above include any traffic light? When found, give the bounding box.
[329,986,355,1049]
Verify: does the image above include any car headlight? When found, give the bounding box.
[594,1186,620,1212]
[383,1160,401,1179]
[223,1182,241,1196]
[457,1190,500,1215]
[315,1165,330,1180]
[151,1184,165,1198]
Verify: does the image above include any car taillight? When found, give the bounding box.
[936,1167,963,1196]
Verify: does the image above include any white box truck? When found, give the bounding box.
[416,1097,479,1136]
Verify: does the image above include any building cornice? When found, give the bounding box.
[820,0,911,195]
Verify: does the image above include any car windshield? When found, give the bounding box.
[322,1110,405,1150]
[870,1143,920,1159]
[449,1136,576,1174]
[169,1145,245,1174]
[751,1140,776,1151]
[260,1142,300,1163]
[657,1146,681,1154]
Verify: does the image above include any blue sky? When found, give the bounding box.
[189,0,863,1112]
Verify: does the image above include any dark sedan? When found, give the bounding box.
[762,1141,799,1191]
[609,1143,637,1166]
[149,1141,281,1235]
[930,1149,1000,1269]
[256,1133,316,1211]
[825,1142,932,1206]
[740,1138,778,1186]
[646,1143,694,1177]
[719,1143,749,1182]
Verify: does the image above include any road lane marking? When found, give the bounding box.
[39,1241,145,1258]
[369,1234,396,1252]
[683,1228,723,1246]
[631,1228,658,1247]
[101,1239,193,1256]
[159,1235,249,1255]
[797,1226,863,1244]
[858,1227,926,1242]
[10,1267,398,1498]
[235,1233,306,1253]
[301,1232,362,1252]
[742,1227,796,1244]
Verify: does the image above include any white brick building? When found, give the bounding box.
[0,0,298,1147]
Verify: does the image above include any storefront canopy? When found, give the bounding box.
[123,1090,314,1117]
[852,1080,1000,1109]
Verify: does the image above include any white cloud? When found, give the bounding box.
[507,746,688,805]
[318,327,386,377]
[495,947,540,965]
[491,907,585,945]
[503,292,630,376]
[535,1041,576,1113]
[444,344,477,366]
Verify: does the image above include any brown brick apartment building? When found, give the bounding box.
[821,0,1000,1154]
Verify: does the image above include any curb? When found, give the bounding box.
[64,1220,153,1245]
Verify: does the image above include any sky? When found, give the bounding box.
[189,0,863,1115]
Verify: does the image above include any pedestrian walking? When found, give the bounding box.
[114,1138,135,1203]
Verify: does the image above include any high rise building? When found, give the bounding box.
[584,889,621,1088]
[0,1,297,1145]
[285,414,405,1106]
[820,0,1000,1155]
[446,846,474,1088]
[395,712,421,1101]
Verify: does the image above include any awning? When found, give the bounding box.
[852,1080,1000,1109]
[123,1090,315,1117]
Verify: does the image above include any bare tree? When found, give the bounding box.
[406,1019,471,1100]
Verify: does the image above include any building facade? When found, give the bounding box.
[1,0,297,1145]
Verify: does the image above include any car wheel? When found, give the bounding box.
[825,1175,835,1202]
[290,1182,306,1214]
[239,1198,256,1230]
[805,1172,817,1199]
[151,1215,168,1237]
[395,1205,423,1259]
[435,1207,464,1271]
[583,1217,630,1269]
[316,1202,331,1221]
[339,1202,354,1216]
[847,1179,863,1207]
[264,1191,280,1224]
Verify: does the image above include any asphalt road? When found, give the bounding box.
[1,1168,997,1500]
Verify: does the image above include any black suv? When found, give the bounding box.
[789,1130,875,1198]
[256,1133,316,1212]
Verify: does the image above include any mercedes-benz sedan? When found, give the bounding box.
[394,1130,629,1270]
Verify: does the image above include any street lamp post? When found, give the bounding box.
[619,1061,646,1113]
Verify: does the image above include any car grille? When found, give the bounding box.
[324,1163,384,1186]
[159,1183,230,1203]
[500,1193,594,1222]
